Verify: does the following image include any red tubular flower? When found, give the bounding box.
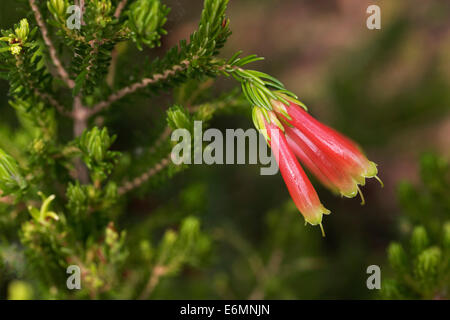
[255,109,330,232]
[285,133,334,191]
[251,93,382,235]
[272,100,382,203]
[285,126,359,198]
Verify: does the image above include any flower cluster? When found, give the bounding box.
[253,96,382,235]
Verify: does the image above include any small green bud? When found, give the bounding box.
[94,0,113,27]
[80,127,115,164]
[167,105,192,130]
[178,217,201,251]
[410,226,429,255]
[87,185,97,198]
[67,182,87,210]
[0,148,27,195]
[163,230,177,245]
[195,103,215,122]
[95,0,112,14]
[140,240,153,261]
[180,217,200,238]
[14,19,29,42]
[252,106,270,142]
[128,0,170,50]
[105,222,119,247]
[387,242,408,272]
[268,110,285,133]
[33,139,46,154]
[47,0,68,22]
[414,247,441,284]
[9,45,22,55]
[158,229,178,264]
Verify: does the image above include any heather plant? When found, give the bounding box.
[382,154,450,299]
[0,0,251,299]
[0,0,447,301]
[0,0,322,299]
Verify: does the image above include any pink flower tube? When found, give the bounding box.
[264,114,330,231]
[272,100,382,203]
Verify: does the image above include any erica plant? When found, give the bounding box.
[0,0,382,299]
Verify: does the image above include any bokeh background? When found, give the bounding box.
[1,0,449,299]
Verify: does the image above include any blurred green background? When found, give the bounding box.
[1,0,449,299]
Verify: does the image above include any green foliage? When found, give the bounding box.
[0,19,52,104]
[167,104,192,131]
[127,0,170,50]
[79,127,120,182]
[0,0,297,299]
[382,154,450,299]
[47,0,69,25]
[154,217,210,276]
[1,0,444,301]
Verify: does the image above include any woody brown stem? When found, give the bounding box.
[29,0,75,89]
[73,96,90,184]
[138,265,167,300]
[89,60,191,116]
[114,0,128,18]
[118,154,172,195]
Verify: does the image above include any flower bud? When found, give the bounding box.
[180,217,200,239]
[14,19,29,42]
[94,0,113,27]
[67,182,87,208]
[414,247,441,284]
[105,222,119,247]
[410,226,429,255]
[140,240,154,261]
[252,106,271,142]
[10,45,22,55]
[387,242,407,272]
[128,0,170,50]
[96,0,112,15]
[80,127,115,163]
[167,105,192,131]
[158,229,178,264]
[47,0,68,23]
